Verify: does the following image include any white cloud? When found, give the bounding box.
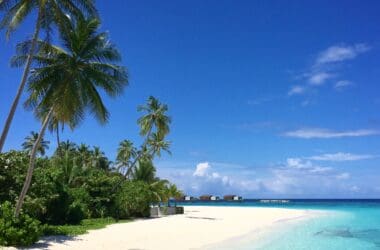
[316,44,370,64]
[283,128,380,139]
[288,86,306,96]
[309,72,333,85]
[335,80,353,90]
[157,159,363,198]
[288,43,370,99]
[286,158,332,173]
[307,152,375,161]
[350,185,360,192]
[336,173,350,180]
[193,162,210,177]
[261,158,349,195]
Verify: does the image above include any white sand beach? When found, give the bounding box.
[28,206,321,250]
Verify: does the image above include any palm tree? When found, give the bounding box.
[132,159,156,183]
[55,150,83,187]
[91,146,109,169]
[125,97,171,177]
[47,116,64,155]
[147,132,171,157]
[116,139,136,175]
[167,184,183,207]
[150,179,170,205]
[21,131,49,156]
[138,96,171,139]
[132,159,171,204]
[56,140,77,156]
[13,15,128,216]
[77,143,91,168]
[0,0,97,152]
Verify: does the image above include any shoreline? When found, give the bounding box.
[26,206,323,250]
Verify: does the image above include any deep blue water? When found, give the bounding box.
[175,199,380,250]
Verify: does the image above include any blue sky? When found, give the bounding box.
[1,0,380,198]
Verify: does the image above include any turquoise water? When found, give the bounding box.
[176,200,380,250]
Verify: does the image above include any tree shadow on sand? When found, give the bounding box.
[22,235,83,249]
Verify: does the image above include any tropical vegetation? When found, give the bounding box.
[0,1,182,247]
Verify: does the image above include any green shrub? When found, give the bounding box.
[42,217,127,236]
[66,201,87,224]
[115,181,153,218]
[0,201,42,247]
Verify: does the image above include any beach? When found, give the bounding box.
[27,206,321,250]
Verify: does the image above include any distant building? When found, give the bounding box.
[176,195,196,201]
[184,195,195,201]
[223,195,242,201]
[185,195,194,201]
[210,195,220,201]
[199,195,219,201]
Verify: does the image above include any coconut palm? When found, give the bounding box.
[150,179,170,204]
[147,132,171,157]
[132,159,156,183]
[116,139,136,174]
[91,146,109,169]
[167,184,183,206]
[21,131,49,156]
[56,150,83,187]
[124,97,171,177]
[76,143,91,167]
[13,15,128,216]
[0,0,97,152]
[138,96,171,138]
[56,140,77,155]
[131,159,170,204]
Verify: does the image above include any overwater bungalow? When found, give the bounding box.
[199,195,220,201]
[176,195,196,201]
[223,195,243,201]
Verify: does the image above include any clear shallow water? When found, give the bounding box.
[175,200,380,250]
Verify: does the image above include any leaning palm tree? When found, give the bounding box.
[147,132,171,157]
[116,139,136,174]
[124,97,171,177]
[13,15,128,216]
[21,131,49,156]
[0,0,98,152]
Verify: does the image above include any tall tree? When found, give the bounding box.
[147,132,171,157]
[132,159,156,183]
[138,96,171,139]
[124,97,171,176]
[0,0,97,152]
[21,131,49,156]
[91,146,109,169]
[116,139,136,175]
[12,15,128,216]
[77,143,91,167]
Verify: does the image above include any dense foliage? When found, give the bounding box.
[0,136,181,246]
[0,201,41,247]
[0,144,179,222]
[0,0,182,247]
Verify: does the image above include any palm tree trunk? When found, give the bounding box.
[111,129,153,193]
[15,108,53,217]
[124,128,153,178]
[0,10,42,153]
[56,124,61,156]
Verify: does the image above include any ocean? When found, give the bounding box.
[176,199,380,250]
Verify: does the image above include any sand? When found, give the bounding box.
[27,206,320,250]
